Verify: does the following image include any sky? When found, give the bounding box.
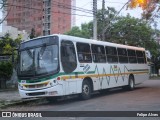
[75,0,143,27]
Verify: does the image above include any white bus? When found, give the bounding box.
[18,34,149,100]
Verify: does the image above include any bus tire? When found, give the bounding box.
[80,80,91,100]
[128,76,135,90]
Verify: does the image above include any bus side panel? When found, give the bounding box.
[91,64,129,90]
[128,64,149,85]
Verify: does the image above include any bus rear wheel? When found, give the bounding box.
[80,80,91,100]
[128,76,135,90]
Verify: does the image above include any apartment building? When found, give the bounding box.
[4,0,75,36]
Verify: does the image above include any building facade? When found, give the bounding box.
[43,0,72,35]
[1,21,29,41]
[4,0,74,36]
[5,0,43,36]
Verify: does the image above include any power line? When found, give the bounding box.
[51,0,93,13]
[104,1,126,4]
[50,2,93,14]
[0,1,14,24]
[101,1,130,40]
[74,1,93,25]
[97,0,126,4]
[0,3,93,17]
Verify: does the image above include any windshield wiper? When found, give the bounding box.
[39,43,47,56]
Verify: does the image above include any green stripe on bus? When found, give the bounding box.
[18,71,90,83]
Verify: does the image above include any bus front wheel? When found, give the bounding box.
[80,80,91,100]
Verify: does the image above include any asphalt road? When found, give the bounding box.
[1,79,160,120]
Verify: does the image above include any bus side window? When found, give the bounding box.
[128,49,137,63]
[61,40,77,73]
[117,48,128,63]
[91,44,106,63]
[105,46,118,63]
[76,42,92,63]
[136,51,145,64]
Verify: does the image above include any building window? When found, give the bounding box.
[48,30,50,35]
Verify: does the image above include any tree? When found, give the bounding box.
[0,61,13,88]
[30,28,36,39]
[65,23,93,39]
[0,33,22,88]
[0,33,22,54]
[65,7,117,39]
[107,15,159,57]
[96,7,117,40]
[128,0,160,19]
[15,34,22,47]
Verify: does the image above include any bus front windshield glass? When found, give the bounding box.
[20,45,58,76]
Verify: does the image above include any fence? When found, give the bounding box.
[0,54,12,62]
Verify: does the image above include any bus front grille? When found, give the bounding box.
[26,92,46,96]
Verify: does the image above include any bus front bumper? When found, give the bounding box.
[19,85,63,99]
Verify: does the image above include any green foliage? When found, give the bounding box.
[108,15,152,43]
[65,27,83,37]
[96,7,117,39]
[15,34,22,46]
[65,23,93,39]
[107,15,159,57]
[145,39,159,57]
[0,61,13,80]
[3,44,12,54]
[65,8,117,39]
[66,7,160,58]
[0,33,22,54]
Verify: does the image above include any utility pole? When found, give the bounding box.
[93,0,97,40]
[102,0,105,41]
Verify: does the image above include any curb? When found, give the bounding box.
[0,89,18,92]
[0,98,39,109]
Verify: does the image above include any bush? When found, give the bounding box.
[0,61,13,80]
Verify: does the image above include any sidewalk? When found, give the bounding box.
[0,89,21,102]
[0,89,22,108]
[0,89,40,108]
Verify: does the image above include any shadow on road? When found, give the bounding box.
[1,86,149,110]
[42,86,148,105]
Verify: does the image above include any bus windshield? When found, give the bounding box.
[19,44,59,77]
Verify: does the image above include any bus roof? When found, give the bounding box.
[22,34,145,51]
[57,34,145,51]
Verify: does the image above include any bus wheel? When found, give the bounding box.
[128,76,135,90]
[80,80,91,100]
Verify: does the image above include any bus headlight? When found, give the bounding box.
[18,84,23,89]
